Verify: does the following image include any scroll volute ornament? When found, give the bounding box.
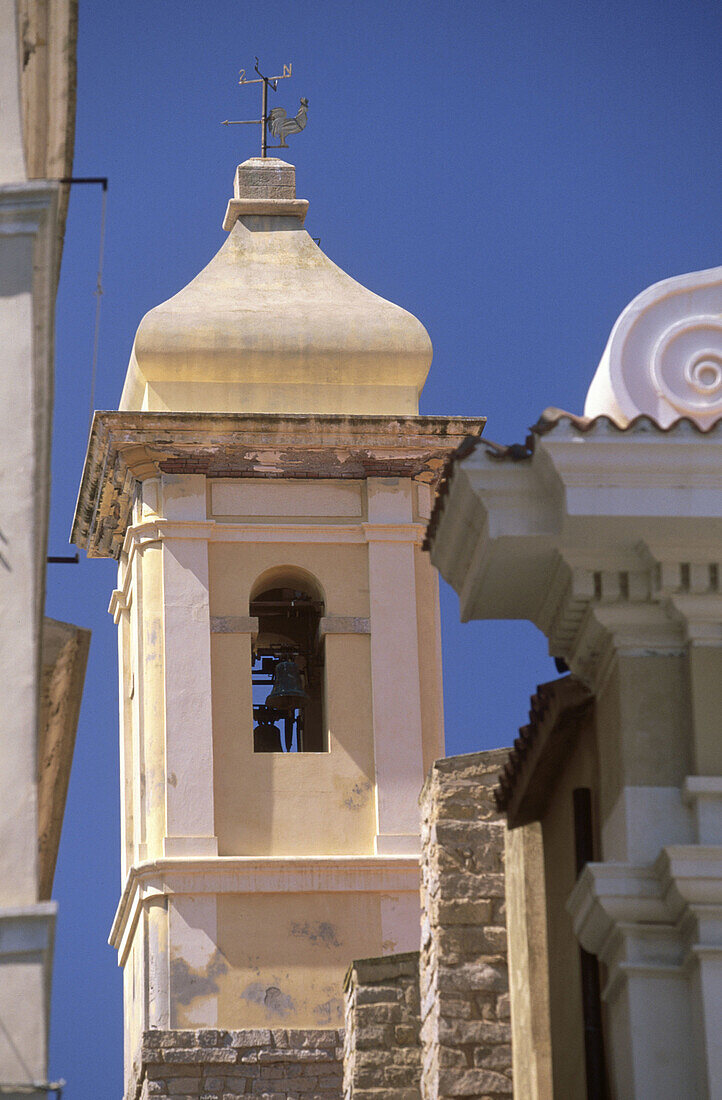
[585,264,722,428]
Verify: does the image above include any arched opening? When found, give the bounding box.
[250,578,325,753]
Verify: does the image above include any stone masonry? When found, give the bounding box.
[343,952,421,1099]
[419,750,513,1099]
[131,1029,343,1100]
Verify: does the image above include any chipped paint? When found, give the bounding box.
[340,778,372,812]
[290,921,340,948]
[169,950,228,1008]
[240,981,295,1018]
[314,996,343,1023]
[73,412,485,557]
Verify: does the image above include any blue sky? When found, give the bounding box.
[46,1,722,1094]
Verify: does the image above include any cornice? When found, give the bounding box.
[428,420,722,688]
[568,842,722,1000]
[222,197,309,229]
[73,412,485,559]
[109,854,421,965]
[0,180,58,236]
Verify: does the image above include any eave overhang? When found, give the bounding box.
[427,412,722,626]
[72,411,485,559]
[494,675,593,828]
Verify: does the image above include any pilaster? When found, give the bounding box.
[161,475,218,858]
[366,479,425,856]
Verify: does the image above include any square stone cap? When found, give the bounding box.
[343,950,420,991]
[223,157,309,229]
[235,158,297,199]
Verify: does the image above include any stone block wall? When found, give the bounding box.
[343,952,421,1099]
[130,1028,343,1100]
[419,749,513,1099]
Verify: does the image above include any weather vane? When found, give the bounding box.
[222,58,308,159]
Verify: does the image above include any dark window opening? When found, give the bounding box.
[250,586,325,753]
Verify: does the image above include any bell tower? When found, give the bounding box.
[73,157,484,1097]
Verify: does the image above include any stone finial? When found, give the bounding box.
[585,264,722,428]
[223,157,308,229]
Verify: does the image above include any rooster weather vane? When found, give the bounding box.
[222,58,308,158]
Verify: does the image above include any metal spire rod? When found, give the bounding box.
[222,58,293,158]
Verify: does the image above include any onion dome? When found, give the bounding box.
[120,158,432,415]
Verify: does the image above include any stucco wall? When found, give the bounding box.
[112,469,438,1059]
[538,705,600,1098]
[210,891,418,1031]
[0,1,78,1089]
[504,821,552,1099]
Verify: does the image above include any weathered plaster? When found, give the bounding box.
[37,617,90,898]
[72,411,485,558]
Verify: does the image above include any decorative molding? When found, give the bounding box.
[683,776,722,805]
[109,855,421,964]
[657,844,722,920]
[222,197,309,230]
[429,421,722,690]
[108,587,129,621]
[0,902,57,957]
[73,412,484,559]
[568,842,722,1004]
[568,862,668,957]
[0,181,58,236]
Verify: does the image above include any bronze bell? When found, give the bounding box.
[265,658,309,711]
[253,707,283,753]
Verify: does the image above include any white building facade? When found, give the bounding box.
[428,264,722,1098]
[0,2,87,1096]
